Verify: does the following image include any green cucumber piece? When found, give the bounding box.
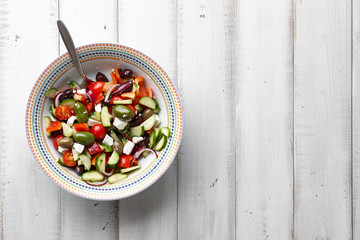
[81,171,104,182]
[106,151,120,169]
[153,105,161,114]
[108,173,128,184]
[138,96,156,109]
[149,130,157,148]
[100,144,113,152]
[95,153,106,173]
[72,148,80,161]
[154,128,162,142]
[129,125,145,137]
[78,154,91,171]
[140,115,156,131]
[110,130,120,142]
[132,82,139,92]
[101,106,112,127]
[60,98,77,109]
[58,157,66,167]
[113,99,133,105]
[115,122,130,134]
[45,88,58,98]
[50,103,56,118]
[142,151,150,158]
[61,122,76,137]
[160,127,171,138]
[90,111,101,121]
[68,81,80,90]
[154,135,167,151]
[44,116,52,137]
[120,165,141,173]
[134,104,143,113]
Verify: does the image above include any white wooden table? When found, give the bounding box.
[0,0,358,239]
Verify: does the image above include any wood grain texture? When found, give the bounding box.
[177,0,236,239]
[117,0,178,239]
[58,1,119,239]
[235,0,294,239]
[294,0,352,239]
[0,0,61,239]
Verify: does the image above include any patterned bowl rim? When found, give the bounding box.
[25,43,183,200]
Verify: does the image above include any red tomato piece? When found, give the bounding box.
[63,150,77,167]
[74,93,87,105]
[55,106,72,120]
[119,155,132,168]
[146,129,153,134]
[132,158,138,166]
[85,102,94,113]
[88,81,105,97]
[53,135,64,149]
[91,123,106,140]
[95,94,104,104]
[110,96,124,105]
[73,123,89,132]
[127,105,136,114]
[46,121,62,133]
[86,142,102,155]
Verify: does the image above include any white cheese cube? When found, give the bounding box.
[58,146,69,154]
[73,143,85,154]
[102,134,114,146]
[95,103,102,112]
[132,136,144,144]
[123,141,135,155]
[67,116,77,126]
[113,117,128,130]
[87,118,101,127]
[154,114,161,127]
[77,89,86,95]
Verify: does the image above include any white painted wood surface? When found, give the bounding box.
[0,0,358,239]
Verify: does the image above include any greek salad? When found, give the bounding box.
[44,68,170,186]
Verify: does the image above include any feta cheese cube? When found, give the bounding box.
[123,141,135,155]
[154,114,161,127]
[132,136,144,144]
[87,118,101,127]
[73,143,85,154]
[58,146,69,154]
[102,134,114,146]
[77,89,86,95]
[113,117,128,130]
[67,115,77,126]
[95,103,102,113]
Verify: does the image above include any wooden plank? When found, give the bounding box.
[176,0,236,239]
[294,0,352,239]
[117,0,178,239]
[58,1,119,239]
[235,0,294,239]
[0,0,61,239]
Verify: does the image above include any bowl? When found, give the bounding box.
[26,43,183,200]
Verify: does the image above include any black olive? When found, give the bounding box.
[75,165,85,175]
[59,89,74,102]
[96,72,109,82]
[119,69,133,79]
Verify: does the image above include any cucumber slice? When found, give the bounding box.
[154,128,162,141]
[149,130,157,148]
[142,151,150,158]
[120,165,141,173]
[50,103,56,118]
[68,81,80,90]
[160,127,171,138]
[108,173,128,184]
[44,116,52,137]
[45,88,58,98]
[100,144,113,152]
[72,148,80,161]
[60,98,77,109]
[134,104,143,113]
[90,111,101,121]
[140,115,156,131]
[95,153,106,173]
[113,99,133,105]
[78,154,91,171]
[106,151,120,169]
[101,106,112,127]
[110,130,120,142]
[138,96,156,109]
[58,157,66,167]
[154,135,167,151]
[61,122,76,137]
[129,126,145,137]
[81,171,104,182]
[115,122,130,134]
[132,82,139,92]
[153,105,161,114]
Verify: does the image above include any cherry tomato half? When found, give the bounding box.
[90,124,106,140]
[88,81,105,98]
[55,106,72,120]
[63,150,77,167]
[74,123,89,132]
[53,135,64,149]
[119,155,133,168]
[85,102,94,114]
